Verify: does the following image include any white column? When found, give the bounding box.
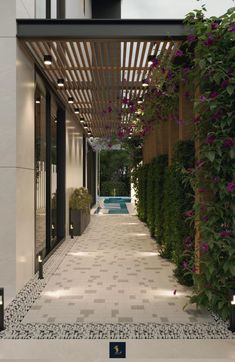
[0,0,35,305]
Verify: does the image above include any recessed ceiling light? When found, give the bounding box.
[142,78,149,87]
[57,78,64,87]
[44,55,52,65]
[74,108,80,114]
[68,97,74,104]
[147,55,155,66]
[84,124,88,129]
[137,97,143,104]
[80,117,85,123]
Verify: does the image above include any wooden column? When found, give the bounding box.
[179,82,194,141]
[168,115,179,165]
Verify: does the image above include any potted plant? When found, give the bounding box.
[69,187,92,236]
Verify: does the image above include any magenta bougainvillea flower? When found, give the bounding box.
[195,159,206,168]
[204,34,214,47]
[229,24,235,32]
[108,143,112,149]
[226,180,235,193]
[211,21,219,30]
[200,243,209,253]
[221,79,229,88]
[206,134,216,145]
[185,210,194,218]
[220,230,232,238]
[175,49,184,57]
[108,106,112,113]
[210,91,219,99]
[193,115,200,124]
[198,188,206,193]
[212,176,220,183]
[187,34,197,43]
[223,138,234,148]
[182,261,188,269]
[192,265,196,273]
[202,215,209,222]
[199,95,207,102]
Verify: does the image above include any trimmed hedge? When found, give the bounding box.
[134,140,195,286]
[161,141,195,285]
[101,181,129,196]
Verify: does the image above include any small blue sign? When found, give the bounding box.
[109,342,126,358]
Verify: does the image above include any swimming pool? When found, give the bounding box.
[96,197,131,214]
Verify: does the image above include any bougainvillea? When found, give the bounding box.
[179,6,235,319]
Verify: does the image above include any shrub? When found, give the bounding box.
[100,181,129,196]
[69,187,92,212]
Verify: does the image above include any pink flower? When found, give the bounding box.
[226,181,235,193]
[200,243,209,253]
[175,49,184,57]
[198,188,206,193]
[204,34,214,47]
[108,106,112,113]
[185,210,194,218]
[199,95,207,103]
[210,91,219,99]
[183,261,188,269]
[187,34,197,43]
[223,139,234,148]
[211,21,219,30]
[202,215,209,222]
[212,176,220,183]
[229,24,235,32]
[221,79,229,88]
[108,143,112,149]
[192,265,196,273]
[193,115,200,124]
[195,159,206,168]
[206,134,216,145]
[220,230,232,238]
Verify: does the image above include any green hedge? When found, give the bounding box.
[101,181,129,196]
[161,141,195,285]
[133,141,195,286]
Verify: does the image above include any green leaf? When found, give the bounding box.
[206,151,215,162]
[229,264,235,276]
[229,147,235,159]
[227,85,234,95]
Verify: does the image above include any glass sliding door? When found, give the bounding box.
[50,96,58,249]
[35,83,47,258]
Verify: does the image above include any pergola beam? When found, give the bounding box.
[17,19,186,40]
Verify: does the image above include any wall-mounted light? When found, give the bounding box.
[74,108,80,114]
[52,223,55,239]
[142,78,149,87]
[0,288,4,331]
[230,292,235,332]
[57,78,64,87]
[80,117,85,123]
[35,97,41,104]
[68,97,74,104]
[70,223,74,239]
[38,254,43,279]
[137,97,143,104]
[44,55,52,65]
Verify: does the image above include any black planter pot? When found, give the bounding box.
[70,208,90,236]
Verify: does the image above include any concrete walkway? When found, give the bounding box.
[23,214,212,324]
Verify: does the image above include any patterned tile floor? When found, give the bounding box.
[23,214,212,325]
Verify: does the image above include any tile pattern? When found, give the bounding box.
[0,214,234,339]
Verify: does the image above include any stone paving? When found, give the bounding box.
[23,214,212,324]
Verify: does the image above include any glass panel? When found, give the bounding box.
[51,0,57,18]
[35,0,46,18]
[35,87,46,256]
[51,97,58,248]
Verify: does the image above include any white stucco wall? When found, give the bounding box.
[66,0,92,18]
[0,0,35,305]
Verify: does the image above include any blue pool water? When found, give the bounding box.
[96,197,131,214]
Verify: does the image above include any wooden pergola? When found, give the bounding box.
[17,19,185,137]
